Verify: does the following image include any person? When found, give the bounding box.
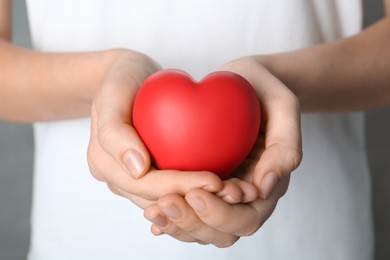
[0,0,389,259]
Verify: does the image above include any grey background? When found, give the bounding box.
[0,1,389,260]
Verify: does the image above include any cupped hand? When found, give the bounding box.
[87,51,224,203]
[144,174,290,247]
[143,55,302,246]
[220,56,302,198]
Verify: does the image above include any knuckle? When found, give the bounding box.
[215,236,240,248]
[90,170,105,182]
[160,226,185,241]
[133,189,156,202]
[212,218,230,232]
[234,214,263,237]
[288,147,303,171]
[237,223,260,237]
[106,183,120,196]
[87,158,106,183]
[86,142,107,182]
[185,222,205,235]
[288,91,300,109]
[96,122,118,149]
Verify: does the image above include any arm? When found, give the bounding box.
[0,2,227,210]
[144,2,390,247]
[0,40,129,122]
[0,0,11,40]
[261,4,390,112]
[0,1,146,122]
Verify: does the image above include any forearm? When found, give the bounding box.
[261,16,390,112]
[0,40,126,122]
[0,0,11,40]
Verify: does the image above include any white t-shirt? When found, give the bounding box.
[26,1,373,259]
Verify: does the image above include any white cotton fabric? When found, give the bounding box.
[26,1,373,259]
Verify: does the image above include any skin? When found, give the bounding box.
[1,0,389,248]
[0,1,237,200]
[143,1,390,246]
[0,0,266,242]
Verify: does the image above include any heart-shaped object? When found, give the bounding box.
[133,69,260,179]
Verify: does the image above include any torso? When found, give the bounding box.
[27,1,373,259]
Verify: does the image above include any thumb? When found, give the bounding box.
[92,100,151,179]
[254,143,302,199]
[90,51,160,179]
[92,66,151,178]
[252,85,302,199]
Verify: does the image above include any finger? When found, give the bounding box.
[247,175,291,223]
[220,62,302,198]
[106,183,155,209]
[89,100,150,182]
[216,178,258,204]
[87,104,148,181]
[251,70,302,198]
[233,180,259,203]
[144,204,169,236]
[144,204,199,243]
[254,142,301,199]
[94,80,151,179]
[156,194,239,247]
[87,104,110,182]
[185,189,262,237]
[93,54,159,179]
[88,134,223,201]
[215,178,243,204]
[107,167,223,201]
[145,177,289,242]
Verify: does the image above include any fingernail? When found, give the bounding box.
[261,172,279,199]
[162,203,182,220]
[123,149,145,178]
[186,196,206,214]
[151,214,168,228]
[223,195,239,204]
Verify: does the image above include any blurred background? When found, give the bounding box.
[0,1,389,259]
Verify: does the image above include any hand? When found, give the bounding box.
[144,175,290,247]
[219,56,302,198]
[143,55,302,246]
[87,51,224,204]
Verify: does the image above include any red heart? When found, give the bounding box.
[133,70,261,179]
